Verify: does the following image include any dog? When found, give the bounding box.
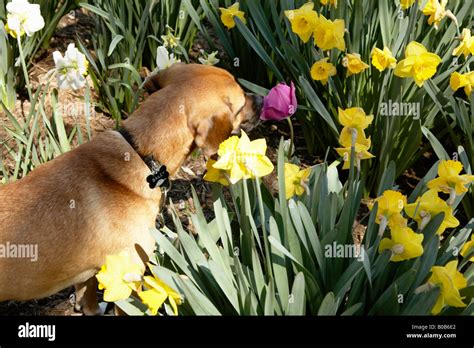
[0,63,263,315]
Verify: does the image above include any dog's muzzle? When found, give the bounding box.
[248,93,264,116]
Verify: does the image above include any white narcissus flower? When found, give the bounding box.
[53,43,89,90]
[156,45,180,71]
[5,0,45,38]
[198,50,220,66]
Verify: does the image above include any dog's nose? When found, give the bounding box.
[247,93,263,115]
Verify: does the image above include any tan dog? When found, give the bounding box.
[0,63,262,315]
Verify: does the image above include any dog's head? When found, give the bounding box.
[144,63,263,157]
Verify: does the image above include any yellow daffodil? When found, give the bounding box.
[453,28,474,58]
[320,0,337,7]
[461,234,474,262]
[310,58,337,85]
[338,107,374,130]
[422,0,448,29]
[404,189,459,234]
[284,2,319,43]
[450,71,474,97]
[138,275,183,316]
[313,14,345,51]
[428,260,467,314]
[394,41,441,87]
[203,159,230,186]
[342,53,369,76]
[399,0,416,10]
[219,2,246,30]
[213,131,274,184]
[371,47,397,72]
[338,126,371,148]
[336,141,374,170]
[379,225,424,262]
[96,251,144,302]
[427,160,474,203]
[284,163,312,199]
[370,190,408,229]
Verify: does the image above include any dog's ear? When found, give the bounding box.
[144,63,187,94]
[194,112,234,158]
[143,74,161,94]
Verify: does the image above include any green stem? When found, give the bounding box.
[287,117,294,159]
[17,36,33,102]
[255,177,273,280]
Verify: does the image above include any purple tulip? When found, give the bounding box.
[260,81,297,121]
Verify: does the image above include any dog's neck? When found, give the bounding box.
[117,128,169,189]
[120,115,195,177]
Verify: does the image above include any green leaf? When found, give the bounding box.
[421,126,450,161]
[287,272,306,315]
[318,292,338,316]
[108,34,125,56]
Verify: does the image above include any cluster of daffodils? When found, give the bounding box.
[204,131,274,185]
[371,159,474,314]
[335,107,374,170]
[279,1,472,96]
[204,132,313,201]
[96,250,183,315]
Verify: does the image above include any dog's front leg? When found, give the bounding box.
[74,277,100,315]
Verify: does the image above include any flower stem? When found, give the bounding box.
[286,117,294,159]
[17,36,33,102]
[255,177,273,280]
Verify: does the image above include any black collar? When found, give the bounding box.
[118,128,169,189]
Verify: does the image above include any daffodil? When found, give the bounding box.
[284,2,319,43]
[336,141,374,170]
[96,251,145,302]
[337,107,373,152]
[161,31,180,49]
[219,2,246,30]
[203,159,230,186]
[53,43,88,90]
[379,225,424,262]
[404,189,459,234]
[370,190,408,230]
[313,14,345,51]
[310,58,337,85]
[422,0,448,29]
[284,163,312,199]
[394,41,441,87]
[399,0,416,10]
[5,0,44,38]
[371,47,397,72]
[342,53,369,76]
[453,28,474,58]
[198,50,220,66]
[427,260,467,314]
[138,275,183,315]
[461,234,474,262]
[213,131,274,184]
[338,107,374,131]
[427,160,474,204]
[156,45,180,71]
[338,126,371,148]
[320,0,337,7]
[450,71,474,97]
